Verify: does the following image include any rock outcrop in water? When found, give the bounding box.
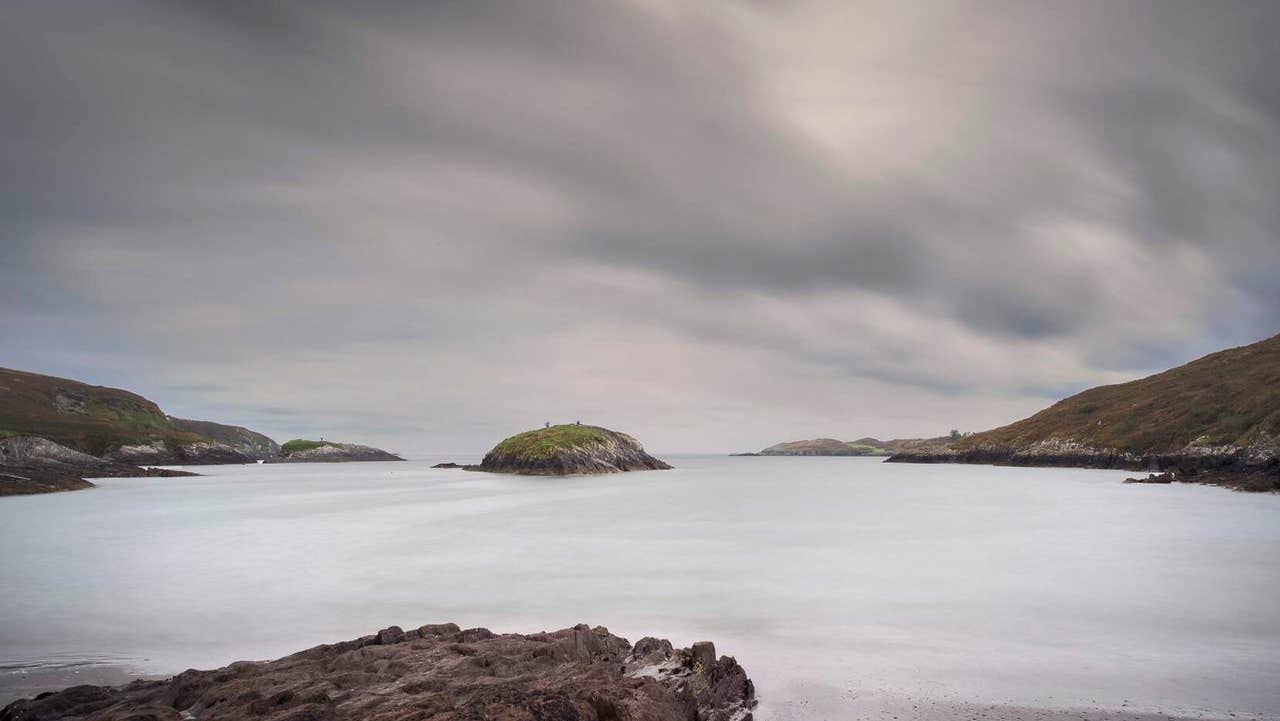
[887,333,1280,491]
[473,424,672,475]
[0,435,197,496]
[266,439,404,463]
[0,623,755,721]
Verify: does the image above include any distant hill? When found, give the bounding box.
[745,436,950,457]
[889,333,1280,490]
[0,367,271,464]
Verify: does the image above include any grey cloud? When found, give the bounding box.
[2,1,1277,451]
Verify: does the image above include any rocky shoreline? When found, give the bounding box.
[0,436,197,496]
[0,623,755,721]
[886,440,1279,492]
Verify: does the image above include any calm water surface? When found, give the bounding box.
[2,456,1278,718]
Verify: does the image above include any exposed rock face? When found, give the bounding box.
[266,441,404,463]
[169,418,280,460]
[887,437,1279,491]
[476,425,672,475]
[104,439,253,466]
[0,436,103,467]
[0,623,755,721]
[0,436,197,496]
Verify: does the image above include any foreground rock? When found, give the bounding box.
[0,436,197,496]
[266,439,404,463]
[473,425,672,475]
[0,623,755,721]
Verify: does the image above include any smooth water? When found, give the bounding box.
[1,456,1278,718]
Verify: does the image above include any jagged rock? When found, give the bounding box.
[0,436,198,496]
[104,439,253,466]
[474,424,672,476]
[0,623,756,721]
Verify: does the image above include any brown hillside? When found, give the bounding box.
[0,367,204,456]
[957,333,1280,454]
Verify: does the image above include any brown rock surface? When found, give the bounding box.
[1,623,755,721]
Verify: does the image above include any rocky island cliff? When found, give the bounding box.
[266,439,404,463]
[888,333,1280,491]
[471,424,672,475]
[0,622,755,721]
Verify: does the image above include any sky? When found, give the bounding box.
[2,1,1278,454]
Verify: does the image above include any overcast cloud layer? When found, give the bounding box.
[3,1,1278,453]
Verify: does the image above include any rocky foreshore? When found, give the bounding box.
[0,623,756,721]
[0,436,197,496]
[887,438,1280,492]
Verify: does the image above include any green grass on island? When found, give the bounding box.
[489,424,613,461]
[281,439,339,454]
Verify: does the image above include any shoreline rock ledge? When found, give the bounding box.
[0,623,756,721]
[473,424,672,475]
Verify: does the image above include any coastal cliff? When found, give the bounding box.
[0,367,268,465]
[474,425,672,475]
[0,623,755,721]
[0,436,197,496]
[888,333,1280,491]
[266,439,403,463]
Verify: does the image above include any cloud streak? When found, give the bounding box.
[2,0,1277,452]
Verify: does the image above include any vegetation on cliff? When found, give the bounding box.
[0,367,205,457]
[889,333,1280,490]
[281,439,338,454]
[271,439,403,463]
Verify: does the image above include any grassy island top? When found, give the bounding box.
[488,424,615,461]
[281,439,340,454]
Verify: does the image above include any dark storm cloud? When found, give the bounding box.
[2,0,1277,451]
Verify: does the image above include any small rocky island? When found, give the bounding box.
[468,424,672,475]
[0,623,755,721]
[266,439,404,463]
